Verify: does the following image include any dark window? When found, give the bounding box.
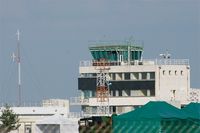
[142,73,146,79]
[124,73,130,80]
[181,70,183,75]
[163,70,165,75]
[150,72,155,79]
[175,70,177,75]
[169,70,171,75]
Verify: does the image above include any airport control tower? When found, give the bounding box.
[70,40,199,116]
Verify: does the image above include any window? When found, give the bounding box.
[84,90,92,98]
[175,70,177,75]
[169,70,171,75]
[117,73,122,80]
[163,70,165,75]
[124,73,130,80]
[133,72,139,80]
[142,73,146,79]
[150,72,155,79]
[92,73,96,77]
[181,70,183,75]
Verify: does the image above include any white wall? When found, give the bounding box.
[80,65,156,74]
[156,65,190,102]
[88,97,156,106]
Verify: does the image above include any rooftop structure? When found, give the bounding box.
[89,45,143,62]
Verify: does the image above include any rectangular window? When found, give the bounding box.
[84,90,92,98]
[142,73,146,79]
[124,73,130,80]
[132,73,139,80]
[150,72,155,79]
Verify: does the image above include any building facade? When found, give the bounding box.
[74,44,196,115]
[0,99,70,133]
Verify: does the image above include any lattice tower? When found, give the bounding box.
[95,59,110,115]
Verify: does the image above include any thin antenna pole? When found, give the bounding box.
[16,29,21,106]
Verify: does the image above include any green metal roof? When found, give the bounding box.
[113,101,200,133]
[115,101,188,120]
[182,102,200,120]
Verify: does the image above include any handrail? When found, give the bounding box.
[80,59,189,67]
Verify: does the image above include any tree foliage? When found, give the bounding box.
[0,105,20,132]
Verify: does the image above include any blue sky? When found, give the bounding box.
[0,0,199,104]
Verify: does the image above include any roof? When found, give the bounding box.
[113,101,200,133]
[182,102,200,120]
[89,45,143,51]
[36,114,77,125]
[115,101,188,121]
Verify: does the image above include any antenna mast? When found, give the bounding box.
[16,30,21,106]
[95,59,110,115]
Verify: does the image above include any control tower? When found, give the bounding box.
[70,40,199,116]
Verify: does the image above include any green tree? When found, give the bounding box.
[0,105,20,132]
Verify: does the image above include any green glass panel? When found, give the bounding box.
[135,51,139,60]
[131,51,134,60]
[139,51,142,60]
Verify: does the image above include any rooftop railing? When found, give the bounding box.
[70,97,89,105]
[0,99,70,107]
[0,102,43,107]
[80,59,189,67]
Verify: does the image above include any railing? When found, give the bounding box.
[68,112,83,118]
[0,99,70,107]
[0,102,43,107]
[156,59,189,65]
[70,97,89,105]
[80,59,189,67]
[68,111,112,117]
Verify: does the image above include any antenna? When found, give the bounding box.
[13,29,22,106]
[95,59,110,115]
[159,50,171,59]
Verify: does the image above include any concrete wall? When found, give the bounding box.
[88,97,156,106]
[79,61,190,114]
[80,65,156,74]
[1,99,70,133]
[156,65,190,102]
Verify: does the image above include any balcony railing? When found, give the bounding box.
[70,97,89,105]
[80,59,189,67]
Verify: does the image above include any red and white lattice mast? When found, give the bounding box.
[95,59,110,115]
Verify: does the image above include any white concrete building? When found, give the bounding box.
[70,44,200,115]
[0,99,71,133]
